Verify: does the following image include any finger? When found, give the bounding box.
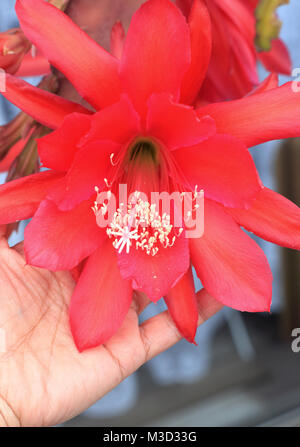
[0,225,9,248]
[11,241,24,255]
[0,225,7,238]
[68,289,222,415]
[132,290,151,315]
[138,288,223,361]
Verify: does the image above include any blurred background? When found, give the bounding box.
[1,0,300,427]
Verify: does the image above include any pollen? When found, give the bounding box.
[94,190,183,256]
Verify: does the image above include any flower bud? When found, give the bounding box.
[0,28,31,74]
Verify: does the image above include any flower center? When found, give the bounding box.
[129,138,158,164]
[93,137,192,256]
[106,191,183,256]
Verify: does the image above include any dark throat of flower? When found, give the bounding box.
[94,137,193,256]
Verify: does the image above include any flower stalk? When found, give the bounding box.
[6,124,49,181]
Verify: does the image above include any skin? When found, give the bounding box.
[0,226,222,427]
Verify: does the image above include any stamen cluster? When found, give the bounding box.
[94,190,183,256]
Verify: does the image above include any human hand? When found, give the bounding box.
[0,229,222,427]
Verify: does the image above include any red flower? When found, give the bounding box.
[177,0,291,102]
[0,0,300,351]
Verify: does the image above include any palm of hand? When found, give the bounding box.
[0,236,221,427]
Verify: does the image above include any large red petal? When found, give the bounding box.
[258,39,291,76]
[38,113,92,172]
[199,0,232,102]
[70,240,133,351]
[147,93,215,150]
[190,200,273,312]
[120,0,191,119]
[180,0,212,105]
[173,134,262,208]
[16,0,121,110]
[213,0,257,86]
[0,171,63,224]
[164,266,198,343]
[117,232,190,302]
[197,82,300,147]
[79,95,141,148]
[48,140,120,211]
[24,198,106,271]
[198,0,257,102]
[2,74,90,129]
[227,187,300,250]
